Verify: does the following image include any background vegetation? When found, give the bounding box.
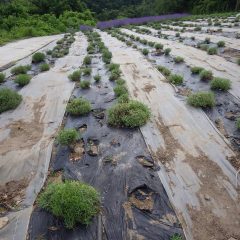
[0,0,239,44]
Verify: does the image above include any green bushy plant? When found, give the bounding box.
[94,74,101,82]
[210,77,231,91]
[0,88,22,113]
[155,43,163,50]
[82,68,91,76]
[187,92,215,108]
[236,118,240,130]
[68,70,81,81]
[200,70,213,81]
[191,66,204,74]
[117,93,129,103]
[217,41,225,47]
[11,65,31,75]
[174,56,184,63]
[169,74,184,85]
[32,52,45,63]
[164,48,171,55]
[0,73,5,83]
[57,129,79,145]
[109,69,121,81]
[108,63,120,71]
[67,98,91,116]
[170,234,182,240]
[108,100,151,128]
[38,181,100,229]
[157,66,171,76]
[207,47,217,55]
[80,80,90,89]
[14,74,31,86]
[83,55,91,65]
[114,85,128,97]
[40,63,50,72]
[115,78,126,85]
[142,48,149,56]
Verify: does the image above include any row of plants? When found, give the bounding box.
[107,29,240,130]
[133,26,240,65]
[38,30,152,231]
[0,33,75,114]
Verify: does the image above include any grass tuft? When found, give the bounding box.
[14,74,31,86]
[67,98,91,116]
[38,181,100,229]
[210,77,231,91]
[191,66,204,74]
[68,70,81,81]
[32,52,45,63]
[80,80,90,89]
[187,91,215,108]
[40,63,50,72]
[200,70,213,81]
[169,74,184,85]
[57,129,79,145]
[0,88,22,113]
[174,56,184,63]
[108,100,150,128]
[0,73,5,83]
[11,65,31,75]
[142,48,149,56]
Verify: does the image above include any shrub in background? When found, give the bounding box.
[40,63,50,72]
[237,118,240,130]
[11,65,31,75]
[187,92,215,108]
[82,68,92,76]
[191,66,204,74]
[68,70,81,81]
[0,73,5,83]
[157,66,171,76]
[32,52,45,63]
[174,56,184,63]
[164,48,171,55]
[217,41,225,47]
[83,55,91,65]
[14,74,31,86]
[142,48,149,56]
[200,70,213,81]
[169,74,183,85]
[94,74,101,82]
[210,77,231,91]
[38,181,100,229]
[114,85,128,97]
[80,80,90,89]
[207,47,217,55]
[155,43,163,50]
[67,98,91,116]
[115,78,126,85]
[0,88,22,113]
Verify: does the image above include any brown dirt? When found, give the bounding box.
[151,116,240,240]
[0,178,29,213]
[129,189,154,212]
[142,83,156,94]
[0,95,46,155]
[70,140,85,161]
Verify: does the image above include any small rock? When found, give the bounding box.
[204,194,211,201]
[0,217,9,229]
[88,145,98,156]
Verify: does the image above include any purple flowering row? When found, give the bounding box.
[97,13,190,29]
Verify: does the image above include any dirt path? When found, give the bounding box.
[99,31,240,240]
[0,35,62,70]
[141,26,240,51]
[122,29,240,100]
[0,33,88,240]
